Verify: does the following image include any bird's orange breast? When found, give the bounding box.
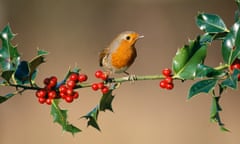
[111,40,137,69]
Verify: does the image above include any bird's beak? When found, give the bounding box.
[138,35,144,39]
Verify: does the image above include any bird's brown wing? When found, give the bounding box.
[99,47,109,67]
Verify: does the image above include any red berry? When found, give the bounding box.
[162,68,172,77]
[38,97,46,104]
[43,78,50,85]
[66,88,74,96]
[97,82,104,89]
[45,98,52,105]
[231,63,240,70]
[44,85,51,91]
[60,92,66,99]
[159,80,167,88]
[50,76,58,82]
[59,85,67,93]
[36,89,47,98]
[232,58,240,65]
[91,83,99,91]
[48,90,57,99]
[95,70,103,78]
[65,95,74,103]
[164,77,173,84]
[101,86,109,94]
[78,74,88,82]
[66,80,76,88]
[49,76,58,88]
[166,83,174,90]
[100,73,108,81]
[69,73,79,82]
[73,92,79,99]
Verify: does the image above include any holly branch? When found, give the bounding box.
[1,0,240,135]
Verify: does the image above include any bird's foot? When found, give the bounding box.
[123,71,137,82]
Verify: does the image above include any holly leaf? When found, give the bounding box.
[210,96,229,132]
[0,90,21,103]
[29,49,47,76]
[188,79,217,99]
[0,24,20,71]
[196,13,228,33]
[37,49,48,56]
[218,84,226,96]
[14,61,30,84]
[99,89,114,112]
[200,32,228,45]
[172,37,207,80]
[1,70,14,82]
[199,33,215,44]
[222,20,240,64]
[13,50,47,84]
[82,106,101,131]
[51,100,81,135]
[235,1,240,22]
[196,64,225,78]
[210,96,222,119]
[221,69,240,89]
[0,93,15,103]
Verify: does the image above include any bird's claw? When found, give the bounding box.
[128,74,137,82]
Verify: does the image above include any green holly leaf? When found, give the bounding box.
[99,89,114,112]
[199,33,215,44]
[0,24,20,71]
[218,84,226,96]
[82,106,101,131]
[221,69,240,89]
[37,49,48,56]
[14,61,30,84]
[51,100,81,135]
[172,37,207,80]
[188,79,217,99]
[0,92,15,103]
[210,96,222,118]
[235,1,240,22]
[29,50,47,75]
[0,90,22,103]
[210,96,229,132]
[196,13,229,33]
[220,126,230,132]
[1,70,14,82]
[13,50,47,84]
[196,64,225,78]
[222,20,240,64]
[200,32,228,45]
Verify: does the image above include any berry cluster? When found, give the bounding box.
[159,68,174,90]
[59,73,88,103]
[91,70,109,94]
[94,70,108,81]
[230,59,240,80]
[35,76,58,105]
[35,73,88,105]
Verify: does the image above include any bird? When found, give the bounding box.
[99,31,144,77]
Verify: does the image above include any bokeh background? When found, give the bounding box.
[0,0,239,144]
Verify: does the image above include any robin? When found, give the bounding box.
[99,31,144,76]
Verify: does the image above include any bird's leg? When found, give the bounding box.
[102,71,122,89]
[124,71,137,82]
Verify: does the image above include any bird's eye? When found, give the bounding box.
[126,36,131,40]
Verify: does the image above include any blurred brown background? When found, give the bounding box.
[0,0,239,144]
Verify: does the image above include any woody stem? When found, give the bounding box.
[113,74,166,83]
[75,74,167,89]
